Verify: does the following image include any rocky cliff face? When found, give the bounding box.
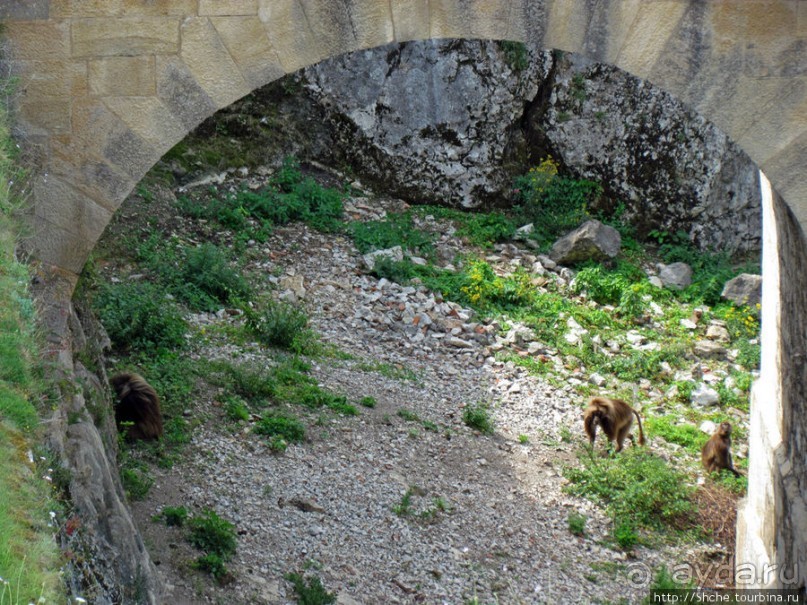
[286,40,761,255]
[530,52,761,255]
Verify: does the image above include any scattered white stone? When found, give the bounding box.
[700,420,718,435]
[692,383,720,406]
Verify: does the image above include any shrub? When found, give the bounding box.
[463,402,494,435]
[224,395,250,421]
[568,512,587,536]
[645,416,707,454]
[193,552,229,582]
[254,412,306,444]
[359,396,377,408]
[245,299,310,350]
[188,509,237,560]
[515,158,602,244]
[161,506,189,527]
[564,448,695,544]
[285,572,336,605]
[349,212,434,255]
[182,243,252,306]
[95,281,187,353]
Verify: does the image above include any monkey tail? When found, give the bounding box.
[583,407,598,444]
[633,409,646,446]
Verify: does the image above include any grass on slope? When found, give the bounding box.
[0,80,63,603]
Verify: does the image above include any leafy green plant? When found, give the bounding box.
[159,506,189,527]
[393,488,415,517]
[564,448,695,545]
[94,281,188,353]
[188,509,237,560]
[284,572,336,605]
[463,402,494,435]
[182,243,252,306]
[514,158,602,244]
[359,396,377,408]
[349,212,434,256]
[244,299,310,351]
[193,552,229,583]
[644,416,706,454]
[499,40,529,71]
[120,461,154,500]
[254,412,306,445]
[518,434,529,444]
[568,512,587,536]
[224,395,250,422]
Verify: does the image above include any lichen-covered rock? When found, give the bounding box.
[301,40,549,208]
[722,273,763,307]
[526,52,761,255]
[658,262,693,290]
[549,220,621,265]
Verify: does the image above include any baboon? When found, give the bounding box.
[110,373,163,441]
[701,422,741,477]
[583,396,646,453]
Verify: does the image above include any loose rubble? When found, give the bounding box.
[114,183,752,604]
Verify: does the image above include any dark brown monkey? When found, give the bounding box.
[583,396,646,453]
[701,422,741,477]
[110,373,163,441]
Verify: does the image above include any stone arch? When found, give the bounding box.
[3,0,806,593]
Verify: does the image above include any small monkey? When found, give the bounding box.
[583,396,646,453]
[111,373,163,441]
[701,422,741,477]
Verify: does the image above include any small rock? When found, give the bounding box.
[658,262,693,290]
[700,420,718,435]
[549,220,621,265]
[706,324,731,342]
[589,373,607,387]
[694,340,727,359]
[362,246,404,271]
[721,273,762,307]
[445,336,474,348]
[692,383,720,406]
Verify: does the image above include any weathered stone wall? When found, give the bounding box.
[33,267,160,604]
[736,178,807,593]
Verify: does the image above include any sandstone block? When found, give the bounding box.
[103,97,189,151]
[71,17,180,57]
[200,0,258,16]
[211,17,285,86]
[89,57,156,97]
[391,0,430,41]
[122,0,196,16]
[180,17,250,107]
[0,0,49,20]
[7,21,70,62]
[18,97,72,134]
[20,61,88,98]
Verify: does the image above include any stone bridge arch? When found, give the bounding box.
[3,0,807,594]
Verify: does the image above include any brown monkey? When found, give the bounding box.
[583,396,646,453]
[701,422,741,477]
[110,373,163,441]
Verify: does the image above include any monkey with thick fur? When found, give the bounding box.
[583,396,646,453]
[110,373,163,441]
[701,422,741,477]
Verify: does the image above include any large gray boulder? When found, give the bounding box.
[722,273,762,307]
[301,40,549,208]
[549,220,621,265]
[658,262,693,290]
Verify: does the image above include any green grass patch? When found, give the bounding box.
[285,572,336,605]
[244,299,311,351]
[462,402,494,435]
[644,416,707,454]
[564,448,695,548]
[94,281,188,353]
[349,211,434,256]
[0,93,63,603]
[178,156,346,236]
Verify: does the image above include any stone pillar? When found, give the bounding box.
[736,172,807,592]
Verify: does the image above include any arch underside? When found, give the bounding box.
[3,0,807,592]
